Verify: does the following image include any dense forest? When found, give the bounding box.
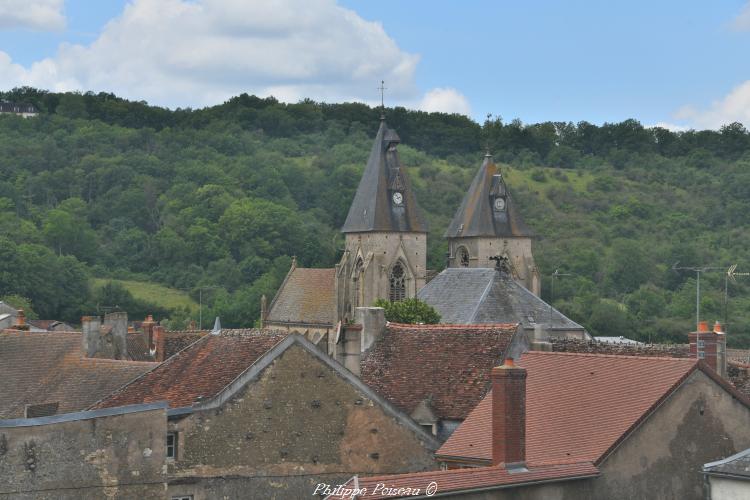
[1,87,750,347]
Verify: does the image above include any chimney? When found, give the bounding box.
[15,309,25,327]
[142,314,156,351]
[357,307,387,353]
[492,358,527,468]
[103,312,128,360]
[81,316,102,357]
[152,325,166,362]
[689,320,727,378]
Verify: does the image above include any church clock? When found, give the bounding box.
[392,191,404,206]
[493,197,506,211]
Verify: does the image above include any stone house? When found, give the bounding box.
[0,403,167,499]
[333,351,750,499]
[94,331,439,500]
[0,327,157,419]
[703,447,750,499]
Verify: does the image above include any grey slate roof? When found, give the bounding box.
[418,268,584,331]
[704,448,750,480]
[445,154,533,238]
[341,119,428,233]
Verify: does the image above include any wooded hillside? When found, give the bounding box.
[2,87,749,346]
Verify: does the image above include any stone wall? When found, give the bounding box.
[550,338,691,358]
[0,404,167,499]
[166,343,436,500]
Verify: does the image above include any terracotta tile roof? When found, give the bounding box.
[438,352,703,466]
[126,333,153,362]
[360,323,519,421]
[163,329,208,359]
[266,266,335,326]
[0,330,158,419]
[326,462,598,499]
[94,329,288,409]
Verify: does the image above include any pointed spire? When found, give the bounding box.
[444,154,533,238]
[341,120,428,233]
[211,316,221,335]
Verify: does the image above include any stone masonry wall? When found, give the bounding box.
[0,406,166,499]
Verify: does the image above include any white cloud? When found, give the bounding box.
[731,2,750,31]
[672,80,750,129]
[650,121,691,132]
[0,0,424,109]
[0,0,65,31]
[418,87,471,116]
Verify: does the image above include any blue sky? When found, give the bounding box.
[1,0,749,129]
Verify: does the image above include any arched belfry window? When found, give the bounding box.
[389,262,406,302]
[458,247,470,267]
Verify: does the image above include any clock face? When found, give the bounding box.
[493,197,506,211]
[392,191,404,206]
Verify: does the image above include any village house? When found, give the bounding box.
[330,351,750,499]
[703,447,750,499]
[0,314,158,419]
[92,330,439,500]
[0,101,38,118]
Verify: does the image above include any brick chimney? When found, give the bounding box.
[152,325,165,362]
[15,309,25,327]
[141,314,156,351]
[689,320,727,378]
[492,357,527,468]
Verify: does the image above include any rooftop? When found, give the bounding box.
[438,351,706,466]
[418,268,584,330]
[265,265,336,326]
[94,329,288,409]
[0,330,157,419]
[360,322,520,421]
[704,447,750,481]
[326,462,598,499]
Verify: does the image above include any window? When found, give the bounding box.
[697,340,705,348]
[167,432,177,459]
[353,257,364,310]
[25,402,59,418]
[698,351,706,359]
[389,263,406,302]
[171,496,193,500]
[458,247,470,267]
[421,423,436,436]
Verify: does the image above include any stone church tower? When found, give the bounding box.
[445,153,540,295]
[335,118,428,323]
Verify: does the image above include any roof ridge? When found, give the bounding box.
[388,322,518,329]
[522,351,698,362]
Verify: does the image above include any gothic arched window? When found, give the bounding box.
[458,247,470,267]
[389,262,406,302]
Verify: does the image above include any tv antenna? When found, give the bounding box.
[724,264,750,329]
[550,269,573,304]
[672,262,724,329]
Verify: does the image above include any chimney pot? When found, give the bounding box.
[698,321,709,332]
[713,321,723,333]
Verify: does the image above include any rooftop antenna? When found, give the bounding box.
[378,80,387,119]
[550,269,573,305]
[484,113,492,156]
[672,262,724,329]
[725,264,750,330]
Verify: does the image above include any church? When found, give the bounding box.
[260,116,588,350]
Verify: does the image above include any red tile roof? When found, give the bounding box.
[266,267,336,326]
[163,329,209,359]
[0,330,158,418]
[95,329,288,409]
[360,323,519,420]
[438,352,704,466]
[326,462,599,499]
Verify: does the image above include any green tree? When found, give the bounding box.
[373,298,441,324]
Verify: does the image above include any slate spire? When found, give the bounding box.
[444,154,533,238]
[341,120,428,233]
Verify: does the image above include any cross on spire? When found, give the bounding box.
[378,80,387,119]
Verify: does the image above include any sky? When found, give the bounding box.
[1,0,750,129]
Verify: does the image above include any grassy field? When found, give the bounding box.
[91,278,199,313]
